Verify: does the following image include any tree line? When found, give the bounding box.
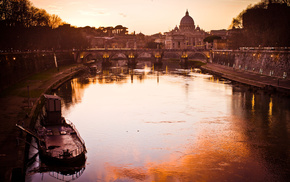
[0,0,89,51]
[0,0,63,28]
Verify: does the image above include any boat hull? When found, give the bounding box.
[39,150,86,166]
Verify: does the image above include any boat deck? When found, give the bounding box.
[44,125,83,158]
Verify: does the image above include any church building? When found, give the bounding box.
[165,10,207,49]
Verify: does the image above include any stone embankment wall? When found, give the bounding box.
[212,50,290,78]
[0,52,75,91]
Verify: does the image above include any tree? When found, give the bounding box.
[0,0,31,26]
[268,0,290,5]
[145,41,158,49]
[0,0,88,51]
[228,1,269,29]
[229,0,290,29]
[228,11,244,29]
[49,14,63,29]
[228,0,290,48]
[0,0,63,28]
[28,7,50,26]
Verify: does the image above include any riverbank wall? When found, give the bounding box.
[211,49,290,79]
[0,51,75,92]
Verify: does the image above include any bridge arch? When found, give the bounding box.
[163,52,181,59]
[110,53,127,60]
[82,53,94,63]
[188,52,208,60]
[76,49,210,63]
[137,51,154,59]
[83,52,103,63]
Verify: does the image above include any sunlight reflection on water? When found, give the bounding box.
[28,69,290,182]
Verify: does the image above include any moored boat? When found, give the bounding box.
[35,94,86,165]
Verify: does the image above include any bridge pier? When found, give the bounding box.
[180,51,189,68]
[102,53,112,67]
[152,50,164,70]
[153,54,163,68]
[74,52,83,63]
[208,50,213,63]
[127,53,137,68]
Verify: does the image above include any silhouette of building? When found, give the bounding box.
[165,10,207,49]
[242,2,290,46]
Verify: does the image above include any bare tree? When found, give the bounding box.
[49,14,64,29]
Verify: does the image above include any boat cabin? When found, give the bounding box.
[43,94,62,125]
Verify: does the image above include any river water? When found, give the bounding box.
[26,64,290,182]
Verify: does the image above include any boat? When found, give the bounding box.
[35,94,86,165]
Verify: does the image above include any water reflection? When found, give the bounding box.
[29,164,86,182]
[269,97,273,117]
[26,140,86,182]
[251,93,255,112]
[29,65,290,181]
[231,89,290,181]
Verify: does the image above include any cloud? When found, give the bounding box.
[69,1,81,5]
[90,8,110,16]
[78,8,110,17]
[47,5,62,14]
[119,13,127,18]
[78,10,98,17]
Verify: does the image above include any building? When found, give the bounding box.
[241,2,290,47]
[210,29,227,39]
[165,10,207,49]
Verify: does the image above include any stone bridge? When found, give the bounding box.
[73,48,211,63]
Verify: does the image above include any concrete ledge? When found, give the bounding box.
[201,63,290,95]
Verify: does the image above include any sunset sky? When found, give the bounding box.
[30,0,261,35]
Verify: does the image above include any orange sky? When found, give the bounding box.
[30,0,261,35]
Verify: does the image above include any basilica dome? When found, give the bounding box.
[179,10,195,31]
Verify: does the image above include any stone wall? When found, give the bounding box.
[212,50,290,78]
[0,52,75,91]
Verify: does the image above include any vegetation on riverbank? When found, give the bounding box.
[0,64,78,98]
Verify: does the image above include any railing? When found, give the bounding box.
[47,145,85,159]
[48,167,85,181]
[239,47,290,51]
[65,119,86,148]
[82,48,208,52]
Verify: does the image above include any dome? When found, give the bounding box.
[179,10,195,31]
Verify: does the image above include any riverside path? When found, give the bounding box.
[201,63,290,94]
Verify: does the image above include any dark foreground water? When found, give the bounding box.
[26,66,290,182]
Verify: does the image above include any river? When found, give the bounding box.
[26,63,290,182]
